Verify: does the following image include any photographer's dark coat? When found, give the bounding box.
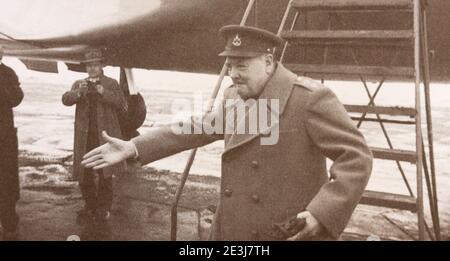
[132,64,373,240]
[0,63,23,202]
[62,75,127,183]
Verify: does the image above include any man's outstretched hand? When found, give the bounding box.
[82,131,137,170]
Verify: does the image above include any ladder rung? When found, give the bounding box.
[281,30,413,41]
[344,105,417,117]
[291,0,413,11]
[360,190,417,212]
[285,64,415,78]
[370,147,417,163]
[295,41,412,47]
[350,117,415,125]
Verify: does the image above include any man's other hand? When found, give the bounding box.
[82,131,136,170]
[286,211,324,241]
[76,81,88,97]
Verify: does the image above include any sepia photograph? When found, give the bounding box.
[0,0,449,245]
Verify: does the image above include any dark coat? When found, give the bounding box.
[133,64,373,240]
[62,75,127,183]
[0,63,23,202]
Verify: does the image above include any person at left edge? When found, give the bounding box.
[0,45,24,241]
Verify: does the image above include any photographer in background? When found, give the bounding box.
[62,50,127,235]
[0,45,24,241]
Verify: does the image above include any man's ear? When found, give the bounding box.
[265,54,274,73]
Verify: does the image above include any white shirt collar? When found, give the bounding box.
[87,77,100,82]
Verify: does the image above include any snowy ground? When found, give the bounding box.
[5,58,450,240]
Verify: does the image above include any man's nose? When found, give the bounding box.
[229,68,240,80]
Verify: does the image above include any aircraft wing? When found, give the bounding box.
[0,0,245,74]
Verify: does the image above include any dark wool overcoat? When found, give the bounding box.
[62,75,127,183]
[133,64,373,240]
[0,63,23,202]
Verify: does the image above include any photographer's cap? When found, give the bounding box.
[218,25,283,58]
[83,49,104,64]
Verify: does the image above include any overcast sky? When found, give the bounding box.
[0,0,161,38]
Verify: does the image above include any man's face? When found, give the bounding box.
[226,55,273,100]
[86,62,103,78]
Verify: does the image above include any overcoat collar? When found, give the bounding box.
[224,63,297,153]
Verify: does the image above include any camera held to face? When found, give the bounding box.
[87,80,100,95]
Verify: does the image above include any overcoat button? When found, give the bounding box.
[251,161,259,169]
[224,189,233,197]
[252,194,260,203]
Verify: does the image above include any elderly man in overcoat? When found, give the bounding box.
[0,45,24,240]
[81,26,373,240]
[62,50,127,226]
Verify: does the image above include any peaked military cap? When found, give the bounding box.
[83,49,104,64]
[218,25,283,58]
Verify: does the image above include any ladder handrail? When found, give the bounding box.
[419,0,441,240]
[413,0,425,240]
[276,0,297,63]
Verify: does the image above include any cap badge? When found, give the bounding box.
[232,34,242,47]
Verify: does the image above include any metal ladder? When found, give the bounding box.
[276,0,440,240]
